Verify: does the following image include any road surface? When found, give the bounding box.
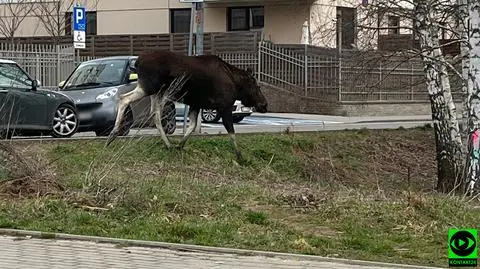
[8,113,433,142]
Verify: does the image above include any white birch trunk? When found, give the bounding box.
[414,0,464,192]
[457,0,470,141]
[464,0,480,194]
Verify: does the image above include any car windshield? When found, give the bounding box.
[61,59,127,90]
[0,62,32,90]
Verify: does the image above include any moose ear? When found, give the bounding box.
[246,67,253,75]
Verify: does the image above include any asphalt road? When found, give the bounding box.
[8,114,433,141]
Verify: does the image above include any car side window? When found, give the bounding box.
[0,63,32,90]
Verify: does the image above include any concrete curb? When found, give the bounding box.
[353,119,432,124]
[0,228,443,269]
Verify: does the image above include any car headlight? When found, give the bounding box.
[96,87,118,100]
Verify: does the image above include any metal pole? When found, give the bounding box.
[194,2,204,134]
[195,2,204,55]
[304,44,308,96]
[183,4,195,134]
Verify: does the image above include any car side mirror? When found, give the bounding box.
[36,79,42,87]
[58,80,66,88]
[128,73,138,82]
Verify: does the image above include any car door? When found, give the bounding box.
[0,63,48,131]
[7,88,49,130]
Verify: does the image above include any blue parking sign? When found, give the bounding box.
[73,6,86,31]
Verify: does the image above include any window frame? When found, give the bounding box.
[388,15,400,35]
[227,6,264,32]
[170,8,192,33]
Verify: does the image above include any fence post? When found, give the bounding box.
[35,53,40,82]
[379,62,382,101]
[304,44,308,96]
[56,44,60,85]
[257,41,262,82]
[410,62,414,101]
[338,53,342,102]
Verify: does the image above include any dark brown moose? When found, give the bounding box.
[106,50,268,162]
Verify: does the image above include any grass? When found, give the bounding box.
[0,127,476,268]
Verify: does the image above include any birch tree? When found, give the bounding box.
[0,0,35,43]
[455,0,470,139]
[464,0,480,195]
[412,0,464,193]
[316,0,465,193]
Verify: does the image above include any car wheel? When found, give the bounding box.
[162,100,176,135]
[51,103,79,138]
[95,106,133,137]
[232,116,245,124]
[201,109,220,123]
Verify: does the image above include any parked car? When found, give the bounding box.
[174,100,253,123]
[0,59,79,139]
[56,56,177,136]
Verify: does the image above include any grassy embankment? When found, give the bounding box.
[0,126,477,268]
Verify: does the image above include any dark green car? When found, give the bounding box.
[0,59,79,139]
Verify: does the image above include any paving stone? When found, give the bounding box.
[0,235,436,269]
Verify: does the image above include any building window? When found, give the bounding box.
[170,8,191,33]
[227,6,264,31]
[336,7,356,49]
[65,11,97,36]
[388,15,400,35]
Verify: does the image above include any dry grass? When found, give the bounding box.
[0,127,476,268]
[0,142,64,199]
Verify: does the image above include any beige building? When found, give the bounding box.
[1,0,433,51]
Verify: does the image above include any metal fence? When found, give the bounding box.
[256,41,462,103]
[0,43,76,90]
[0,40,462,104]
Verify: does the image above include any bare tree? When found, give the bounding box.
[455,0,470,135]
[0,0,36,43]
[412,0,464,193]
[464,0,480,194]
[308,0,466,193]
[33,0,98,44]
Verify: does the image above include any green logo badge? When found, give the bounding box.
[449,228,478,267]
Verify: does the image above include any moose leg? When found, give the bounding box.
[220,109,243,162]
[107,85,147,146]
[177,107,200,149]
[151,93,172,148]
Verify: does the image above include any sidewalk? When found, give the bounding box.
[0,230,443,269]
[253,113,432,124]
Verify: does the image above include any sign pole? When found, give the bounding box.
[194,2,204,134]
[183,4,195,134]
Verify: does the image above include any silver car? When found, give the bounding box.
[57,56,176,136]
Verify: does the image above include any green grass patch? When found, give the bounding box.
[0,128,472,267]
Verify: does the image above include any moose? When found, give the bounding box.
[106,49,268,161]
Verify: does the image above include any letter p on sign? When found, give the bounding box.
[75,9,83,24]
